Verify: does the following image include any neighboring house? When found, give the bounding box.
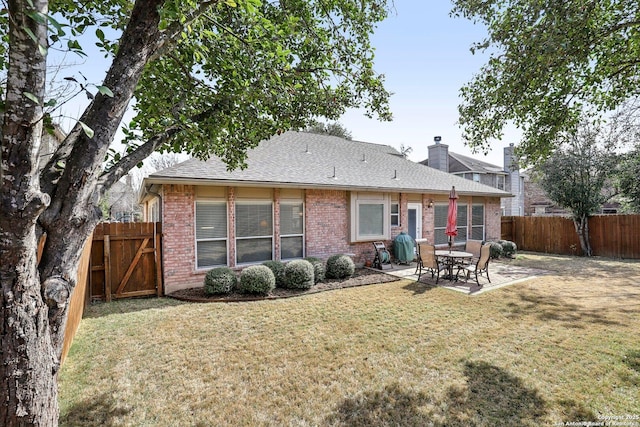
[420,137,525,216]
[524,173,621,216]
[103,176,142,222]
[139,131,510,293]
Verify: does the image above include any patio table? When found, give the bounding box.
[435,250,473,281]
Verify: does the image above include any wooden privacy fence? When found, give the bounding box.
[90,222,163,301]
[37,233,92,365]
[501,215,640,258]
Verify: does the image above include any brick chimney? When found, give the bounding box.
[428,136,449,172]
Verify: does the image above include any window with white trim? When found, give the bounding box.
[390,202,400,227]
[280,202,304,260]
[236,201,273,264]
[471,204,485,240]
[195,200,227,268]
[350,192,390,242]
[434,204,448,245]
[148,198,159,222]
[456,203,468,244]
[433,203,468,245]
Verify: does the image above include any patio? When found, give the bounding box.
[379,259,549,295]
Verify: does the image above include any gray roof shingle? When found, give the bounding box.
[146,131,510,197]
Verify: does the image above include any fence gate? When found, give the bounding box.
[90,222,163,301]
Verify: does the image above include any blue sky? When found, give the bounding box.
[341,1,511,167]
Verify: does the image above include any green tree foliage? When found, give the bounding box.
[452,0,640,165]
[616,148,640,212]
[533,125,618,256]
[304,120,353,139]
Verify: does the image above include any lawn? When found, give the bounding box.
[58,253,640,426]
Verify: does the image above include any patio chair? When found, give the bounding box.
[465,239,483,260]
[456,243,492,286]
[415,242,444,283]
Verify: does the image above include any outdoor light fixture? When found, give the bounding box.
[428,199,434,208]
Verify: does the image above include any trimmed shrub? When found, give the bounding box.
[305,257,326,283]
[238,265,275,295]
[262,260,286,287]
[326,254,355,279]
[501,240,518,258]
[283,260,315,290]
[203,267,237,295]
[489,241,503,259]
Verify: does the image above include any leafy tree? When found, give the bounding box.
[399,144,412,158]
[0,0,392,424]
[304,120,353,139]
[533,124,618,256]
[616,148,640,212]
[452,0,640,165]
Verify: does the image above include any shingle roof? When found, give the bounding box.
[145,131,510,197]
[448,152,506,174]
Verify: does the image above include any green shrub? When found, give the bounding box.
[262,260,286,287]
[238,265,275,295]
[489,242,503,259]
[203,267,237,295]
[305,257,326,283]
[283,260,315,290]
[326,254,355,279]
[501,240,517,258]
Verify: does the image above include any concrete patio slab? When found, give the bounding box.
[377,260,550,295]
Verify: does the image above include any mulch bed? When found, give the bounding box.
[168,268,400,303]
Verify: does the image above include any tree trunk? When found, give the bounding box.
[573,215,592,256]
[1,0,59,424]
[1,0,165,425]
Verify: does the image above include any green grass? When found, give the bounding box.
[58,253,640,426]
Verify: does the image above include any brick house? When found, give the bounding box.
[139,131,510,293]
[420,137,525,216]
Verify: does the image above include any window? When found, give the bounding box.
[471,204,485,240]
[497,175,505,190]
[280,202,304,260]
[236,201,273,264]
[390,202,400,227]
[148,198,159,222]
[350,192,390,242]
[195,201,227,268]
[473,173,480,183]
[434,204,448,245]
[456,203,468,244]
[434,203,468,245]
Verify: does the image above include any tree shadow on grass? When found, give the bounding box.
[60,392,132,427]
[402,281,438,295]
[326,360,594,426]
[503,292,629,328]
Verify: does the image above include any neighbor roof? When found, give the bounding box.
[448,152,507,175]
[143,131,511,197]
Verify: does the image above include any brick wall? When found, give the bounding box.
[160,185,505,293]
[161,184,203,293]
[305,189,354,260]
[485,198,502,241]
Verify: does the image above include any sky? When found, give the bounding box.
[56,1,512,169]
[340,1,511,167]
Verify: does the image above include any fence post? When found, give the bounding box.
[155,222,163,297]
[104,233,111,302]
